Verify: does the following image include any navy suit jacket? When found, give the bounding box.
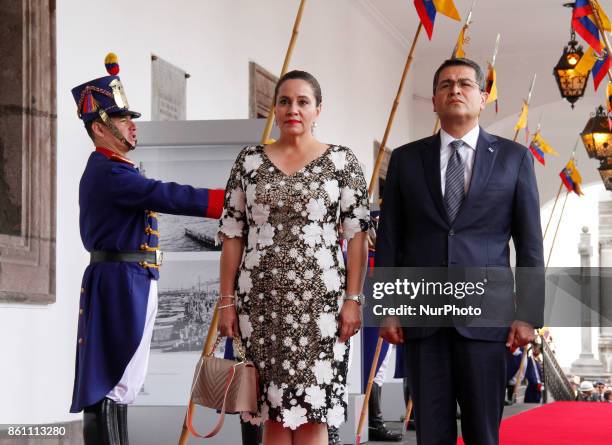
[375,128,544,342]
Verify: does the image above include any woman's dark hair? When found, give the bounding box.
[274,70,322,106]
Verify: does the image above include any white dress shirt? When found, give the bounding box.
[440,125,479,197]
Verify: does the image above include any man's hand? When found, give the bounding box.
[506,320,536,349]
[380,316,404,344]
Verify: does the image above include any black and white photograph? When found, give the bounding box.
[135,147,240,252]
[151,253,220,353]
[136,253,221,406]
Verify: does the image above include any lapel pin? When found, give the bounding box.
[488,147,494,153]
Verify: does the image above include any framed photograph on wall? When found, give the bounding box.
[136,252,220,406]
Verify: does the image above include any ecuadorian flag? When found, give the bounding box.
[414,0,461,40]
[559,159,583,196]
[573,0,603,54]
[592,49,611,91]
[529,131,559,166]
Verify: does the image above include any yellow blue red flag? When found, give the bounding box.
[592,48,611,91]
[529,131,559,166]
[559,159,583,195]
[414,0,461,40]
[573,0,603,53]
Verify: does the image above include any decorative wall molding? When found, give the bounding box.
[355,0,409,51]
[0,0,56,304]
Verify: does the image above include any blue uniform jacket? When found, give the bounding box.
[70,147,223,413]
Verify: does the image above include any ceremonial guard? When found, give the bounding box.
[69,54,224,445]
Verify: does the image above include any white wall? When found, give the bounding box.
[0,0,414,424]
[4,0,609,424]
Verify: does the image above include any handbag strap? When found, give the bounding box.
[206,335,248,362]
[186,362,239,439]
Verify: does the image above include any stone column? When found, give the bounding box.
[0,0,56,304]
[570,227,606,378]
[599,196,612,374]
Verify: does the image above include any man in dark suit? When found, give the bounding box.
[375,58,544,445]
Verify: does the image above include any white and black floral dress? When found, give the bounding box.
[217,144,370,429]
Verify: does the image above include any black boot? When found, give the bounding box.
[240,419,260,445]
[327,425,341,445]
[116,403,129,445]
[83,409,102,445]
[83,398,120,445]
[368,383,402,442]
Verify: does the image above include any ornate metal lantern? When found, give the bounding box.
[553,31,589,108]
[581,106,612,190]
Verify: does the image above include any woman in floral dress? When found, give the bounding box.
[217,71,369,445]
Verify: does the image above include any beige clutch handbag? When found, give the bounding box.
[186,336,259,438]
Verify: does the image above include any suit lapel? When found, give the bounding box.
[458,128,499,220]
[420,133,450,225]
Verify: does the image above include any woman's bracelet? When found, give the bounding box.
[218,303,235,309]
[219,294,236,300]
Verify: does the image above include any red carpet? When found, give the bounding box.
[458,402,612,445]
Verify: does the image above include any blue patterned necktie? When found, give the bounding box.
[445,139,465,222]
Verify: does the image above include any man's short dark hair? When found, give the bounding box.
[433,58,485,94]
[85,118,103,142]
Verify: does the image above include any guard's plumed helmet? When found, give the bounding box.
[71,52,141,123]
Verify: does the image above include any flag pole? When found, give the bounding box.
[358,23,424,445]
[543,183,563,239]
[511,345,530,403]
[368,23,423,196]
[546,140,580,269]
[178,303,221,445]
[546,190,570,270]
[355,336,384,445]
[432,0,477,134]
[588,0,612,81]
[484,33,501,110]
[403,398,414,432]
[491,33,501,68]
[261,0,308,144]
[513,73,537,142]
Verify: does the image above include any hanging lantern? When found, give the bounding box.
[581,106,612,191]
[553,31,589,109]
[581,106,612,159]
[598,157,612,191]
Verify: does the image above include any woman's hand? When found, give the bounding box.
[218,302,240,338]
[338,300,362,343]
